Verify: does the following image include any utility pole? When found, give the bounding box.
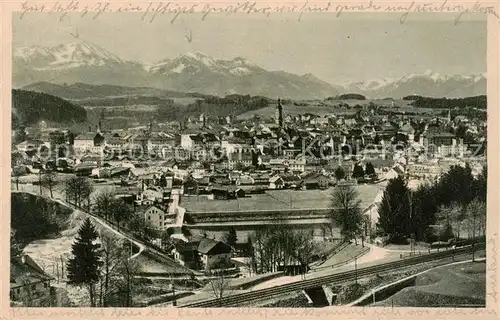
[171,273,177,306]
[408,190,414,255]
[354,256,358,284]
[472,209,476,262]
[39,170,42,195]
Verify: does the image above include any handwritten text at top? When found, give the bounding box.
[19,0,499,24]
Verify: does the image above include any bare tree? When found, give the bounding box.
[437,202,464,240]
[292,230,317,278]
[118,253,140,307]
[93,189,116,222]
[41,171,58,198]
[207,260,232,307]
[98,234,125,307]
[330,185,363,244]
[64,176,92,208]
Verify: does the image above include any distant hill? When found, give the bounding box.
[12,89,87,127]
[327,93,366,100]
[22,82,208,100]
[403,95,487,109]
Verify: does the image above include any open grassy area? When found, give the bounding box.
[372,260,486,307]
[182,185,380,213]
[236,98,440,120]
[312,244,369,270]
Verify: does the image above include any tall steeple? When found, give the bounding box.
[275,98,283,127]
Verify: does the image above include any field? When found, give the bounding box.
[181,185,380,213]
[372,261,486,307]
[237,99,444,120]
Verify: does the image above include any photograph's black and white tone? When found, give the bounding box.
[11,12,487,308]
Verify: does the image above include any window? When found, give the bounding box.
[148,216,151,220]
[31,284,36,290]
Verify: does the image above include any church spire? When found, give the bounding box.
[275,98,283,127]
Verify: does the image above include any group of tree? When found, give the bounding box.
[92,189,134,231]
[326,94,366,101]
[66,218,139,307]
[64,176,94,209]
[247,222,318,274]
[11,193,72,254]
[12,89,87,128]
[156,94,271,122]
[403,95,487,110]
[376,163,487,244]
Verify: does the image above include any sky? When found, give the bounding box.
[12,12,486,84]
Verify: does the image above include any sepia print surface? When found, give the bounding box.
[7,6,493,311]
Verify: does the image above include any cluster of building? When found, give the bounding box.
[11,99,487,275]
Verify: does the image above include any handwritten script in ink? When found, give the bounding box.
[18,0,499,24]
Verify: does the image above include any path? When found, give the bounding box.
[251,243,398,291]
[12,186,146,258]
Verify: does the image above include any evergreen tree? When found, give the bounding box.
[352,163,365,179]
[365,162,375,176]
[224,227,238,248]
[377,177,411,243]
[410,183,438,241]
[334,167,346,181]
[66,218,103,307]
[436,164,475,207]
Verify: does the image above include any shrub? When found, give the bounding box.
[337,282,365,304]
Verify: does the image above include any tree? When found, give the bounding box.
[437,202,464,241]
[410,183,438,242]
[41,171,58,198]
[474,165,487,203]
[465,199,486,262]
[66,218,103,307]
[113,199,134,232]
[436,164,475,207]
[12,170,21,191]
[207,259,233,307]
[334,167,346,181]
[377,177,411,243]
[224,227,238,248]
[115,250,141,307]
[352,163,365,179]
[330,185,363,243]
[64,176,93,208]
[98,234,124,307]
[93,189,116,222]
[465,199,486,240]
[292,231,317,277]
[365,162,375,177]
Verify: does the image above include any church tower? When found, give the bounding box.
[275,98,283,127]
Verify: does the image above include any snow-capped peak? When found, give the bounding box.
[14,40,127,71]
[148,52,259,77]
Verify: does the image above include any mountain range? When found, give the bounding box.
[13,40,486,99]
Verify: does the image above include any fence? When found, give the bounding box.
[311,246,370,272]
[313,241,349,266]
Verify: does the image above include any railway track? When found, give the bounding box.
[180,243,485,308]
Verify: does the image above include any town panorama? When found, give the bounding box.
[10,12,487,308]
